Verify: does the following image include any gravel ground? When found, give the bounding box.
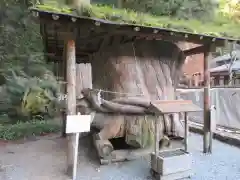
[0,133,240,180]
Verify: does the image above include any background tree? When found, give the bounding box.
[0,0,60,123]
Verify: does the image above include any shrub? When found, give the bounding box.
[2,71,62,123]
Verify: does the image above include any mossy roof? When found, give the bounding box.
[32,1,240,43]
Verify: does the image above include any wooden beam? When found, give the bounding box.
[183,45,207,56]
[65,39,77,177]
[111,35,123,46]
[61,41,67,138]
[35,11,240,47]
[114,30,223,46]
[98,37,109,51]
[203,44,215,154]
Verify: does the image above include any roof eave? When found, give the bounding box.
[30,8,240,47]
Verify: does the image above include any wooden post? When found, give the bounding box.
[72,113,81,180]
[66,61,93,178]
[219,76,224,86]
[152,114,160,171]
[184,112,188,152]
[237,78,240,85]
[203,45,213,153]
[61,41,67,138]
[154,116,159,156]
[65,39,77,177]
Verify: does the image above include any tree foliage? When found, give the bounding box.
[92,0,218,20]
[124,0,217,20]
[218,0,240,22]
[0,0,61,123]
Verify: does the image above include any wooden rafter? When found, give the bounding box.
[183,45,208,56]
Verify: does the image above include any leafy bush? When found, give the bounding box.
[1,71,62,123]
[0,0,64,124]
[0,120,61,140]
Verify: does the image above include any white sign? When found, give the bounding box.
[66,115,91,134]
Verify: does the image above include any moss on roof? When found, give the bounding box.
[34,1,240,40]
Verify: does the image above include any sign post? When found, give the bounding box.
[66,112,91,180]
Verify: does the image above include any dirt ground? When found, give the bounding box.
[1,133,240,180]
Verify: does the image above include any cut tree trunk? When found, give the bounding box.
[91,39,186,149]
[93,133,114,158]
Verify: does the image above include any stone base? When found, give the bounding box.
[151,149,192,179]
[151,169,192,180]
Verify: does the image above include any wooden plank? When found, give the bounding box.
[183,45,207,56]
[155,115,160,163]
[76,63,93,99]
[154,100,193,104]
[149,101,202,114]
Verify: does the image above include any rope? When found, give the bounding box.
[91,88,144,96]
[97,89,102,104]
[57,88,145,101]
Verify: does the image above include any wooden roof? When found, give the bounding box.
[149,100,202,114]
[31,8,240,63]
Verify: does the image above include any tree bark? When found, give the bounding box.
[93,133,114,158]
[91,40,185,148]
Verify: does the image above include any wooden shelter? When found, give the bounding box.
[30,2,240,178]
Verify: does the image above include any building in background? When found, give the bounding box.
[209,50,240,86]
[181,48,240,87]
[181,51,204,87]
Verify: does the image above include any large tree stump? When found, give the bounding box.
[91,40,185,149]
